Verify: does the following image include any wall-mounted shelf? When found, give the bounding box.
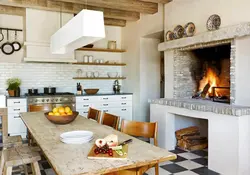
[76,48,126,53]
[73,62,126,66]
[73,77,126,80]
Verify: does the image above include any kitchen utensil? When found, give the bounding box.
[119,139,133,146]
[44,111,79,125]
[83,55,89,63]
[84,89,99,95]
[76,69,82,77]
[94,72,99,77]
[166,31,174,41]
[0,29,4,42]
[107,41,117,49]
[2,30,14,55]
[44,87,56,94]
[28,88,38,95]
[207,14,221,31]
[173,25,184,39]
[184,22,196,37]
[86,72,93,78]
[12,31,21,51]
[88,144,128,160]
[113,80,121,94]
[88,56,93,63]
[108,72,118,78]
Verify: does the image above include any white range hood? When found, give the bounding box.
[51,9,105,54]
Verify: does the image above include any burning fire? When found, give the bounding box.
[199,68,220,96]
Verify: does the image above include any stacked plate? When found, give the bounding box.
[60,130,94,144]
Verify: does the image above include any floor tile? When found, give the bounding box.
[191,150,208,157]
[169,155,187,163]
[178,152,201,160]
[145,167,172,175]
[176,160,204,170]
[44,168,56,175]
[174,170,199,175]
[169,147,187,154]
[159,161,172,166]
[161,164,188,173]
[192,158,208,166]
[192,167,220,175]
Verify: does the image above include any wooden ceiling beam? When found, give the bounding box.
[0,0,140,21]
[55,0,158,14]
[0,4,25,16]
[104,18,126,27]
[139,0,171,3]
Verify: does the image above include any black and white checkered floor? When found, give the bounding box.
[12,147,219,175]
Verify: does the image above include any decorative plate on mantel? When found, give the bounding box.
[173,25,185,39]
[207,14,221,31]
[184,22,196,37]
[166,31,174,41]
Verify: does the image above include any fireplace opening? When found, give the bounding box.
[191,44,231,103]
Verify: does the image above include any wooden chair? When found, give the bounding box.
[101,112,120,130]
[87,107,101,123]
[121,120,159,175]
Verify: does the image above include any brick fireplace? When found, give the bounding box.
[150,23,250,175]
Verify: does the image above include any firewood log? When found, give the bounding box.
[201,82,211,98]
[175,126,200,140]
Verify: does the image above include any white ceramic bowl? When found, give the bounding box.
[108,72,118,78]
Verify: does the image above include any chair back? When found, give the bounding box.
[101,112,120,130]
[87,107,101,123]
[121,120,158,146]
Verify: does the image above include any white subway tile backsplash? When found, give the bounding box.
[0,63,122,94]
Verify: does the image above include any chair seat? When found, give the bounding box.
[3,136,22,148]
[4,145,41,167]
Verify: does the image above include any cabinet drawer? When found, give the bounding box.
[8,114,27,134]
[7,99,27,107]
[8,106,27,114]
[76,96,99,103]
[76,103,91,110]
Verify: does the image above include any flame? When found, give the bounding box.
[199,68,220,96]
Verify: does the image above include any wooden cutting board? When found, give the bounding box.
[87,144,128,160]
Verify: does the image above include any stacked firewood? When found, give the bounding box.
[175,126,208,151]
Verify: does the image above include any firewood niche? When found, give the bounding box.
[191,44,231,103]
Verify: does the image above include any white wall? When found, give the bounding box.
[122,4,164,121]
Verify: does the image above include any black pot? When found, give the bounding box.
[28,88,38,95]
[44,87,56,94]
[14,87,20,97]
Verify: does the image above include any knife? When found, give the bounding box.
[119,139,133,146]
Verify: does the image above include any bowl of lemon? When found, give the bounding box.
[45,106,79,125]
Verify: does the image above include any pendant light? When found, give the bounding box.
[50,1,105,54]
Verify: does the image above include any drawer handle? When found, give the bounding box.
[83,105,89,107]
[103,110,109,112]
[103,98,109,100]
[122,109,127,111]
[14,116,20,118]
[121,103,126,105]
[14,101,20,104]
[83,99,89,101]
[13,109,20,111]
[121,97,127,99]
[103,104,108,106]
[83,112,88,114]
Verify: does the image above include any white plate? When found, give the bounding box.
[60,130,93,140]
[60,136,93,144]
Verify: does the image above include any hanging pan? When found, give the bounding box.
[0,29,4,42]
[12,31,21,51]
[1,30,14,55]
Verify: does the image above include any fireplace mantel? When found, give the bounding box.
[158,22,250,51]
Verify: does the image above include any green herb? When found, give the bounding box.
[6,78,21,90]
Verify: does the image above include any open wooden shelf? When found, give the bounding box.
[76,47,126,53]
[73,77,126,80]
[73,62,126,66]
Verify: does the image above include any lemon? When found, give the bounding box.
[58,107,65,114]
[48,112,54,116]
[61,112,67,116]
[67,111,73,115]
[52,107,58,113]
[54,112,60,116]
[65,107,71,113]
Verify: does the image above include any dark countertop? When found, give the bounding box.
[7,96,27,99]
[75,93,133,96]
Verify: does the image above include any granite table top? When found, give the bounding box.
[20,112,176,175]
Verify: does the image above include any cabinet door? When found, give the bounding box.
[8,114,27,134]
[7,99,27,107]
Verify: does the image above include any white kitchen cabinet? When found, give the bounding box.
[7,98,27,138]
[76,95,133,124]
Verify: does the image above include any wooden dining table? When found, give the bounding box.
[20,112,176,175]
